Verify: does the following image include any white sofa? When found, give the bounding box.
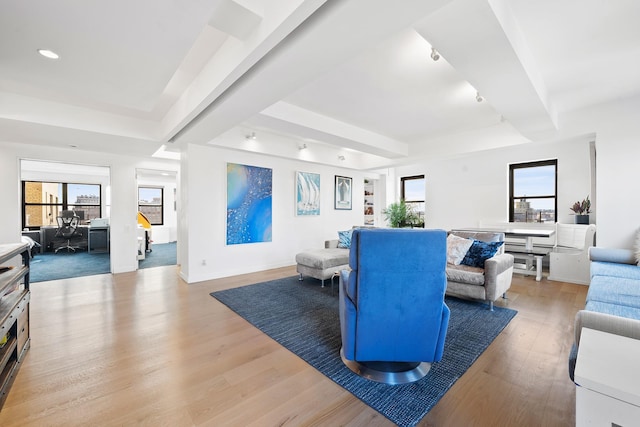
[445,231,515,310]
[569,246,640,381]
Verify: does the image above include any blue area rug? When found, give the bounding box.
[211,276,517,427]
[30,242,177,282]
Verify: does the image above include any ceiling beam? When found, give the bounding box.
[249,102,409,158]
[163,0,329,143]
[171,0,453,146]
[208,0,262,41]
[413,0,557,141]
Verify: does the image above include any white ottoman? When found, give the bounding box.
[295,248,349,287]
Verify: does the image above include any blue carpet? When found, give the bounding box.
[211,276,517,427]
[30,250,110,282]
[30,242,177,282]
[138,241,177,269]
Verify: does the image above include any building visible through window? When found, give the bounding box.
[509,160,557,223]
[22,181,101,229]
[138,187,164,226]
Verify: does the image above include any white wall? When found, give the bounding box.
[180,143,369,283]
[0,151,21,246]
[391,135,593,232]
[595,128,638,248]
[177,149,190,281]
[110,159,138,273]
[579,100,640,248]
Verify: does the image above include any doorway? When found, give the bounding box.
[136,168,178,269]
[20,159,111,282]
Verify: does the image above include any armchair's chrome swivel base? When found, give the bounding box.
[340,348,432,384]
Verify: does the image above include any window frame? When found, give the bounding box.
[400,174,426,227]
[138,186,164,226]
[22,181,102,230]
[508,159,558,223]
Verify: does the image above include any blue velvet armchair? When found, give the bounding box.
[339,228,450,384]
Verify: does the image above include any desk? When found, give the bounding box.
[88,226,109,253]
[452,227,555,281]
[40,225,89,252]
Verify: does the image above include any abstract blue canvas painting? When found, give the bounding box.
[227,163,273,245]
[296,171,320,216]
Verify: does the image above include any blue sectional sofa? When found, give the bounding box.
[569,247,640,380]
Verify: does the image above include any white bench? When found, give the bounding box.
[548,223,596,285]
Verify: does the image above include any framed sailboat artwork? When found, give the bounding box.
[296,171,320,216]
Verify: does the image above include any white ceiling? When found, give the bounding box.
[1,0,639,168]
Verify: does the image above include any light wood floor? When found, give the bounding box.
[0,265,587,426]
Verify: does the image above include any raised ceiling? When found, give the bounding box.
[1,0,639,168]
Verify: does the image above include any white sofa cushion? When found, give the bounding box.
[446,234,473,265]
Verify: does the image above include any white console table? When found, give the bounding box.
[575,328,640,426]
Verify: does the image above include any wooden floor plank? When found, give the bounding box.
[0,266,587,426]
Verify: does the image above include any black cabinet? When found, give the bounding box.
[88,226,109,253]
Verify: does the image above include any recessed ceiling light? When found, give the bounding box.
[38,49,59,59]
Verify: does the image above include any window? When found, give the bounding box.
[22,181,101,229]
[138,187,163,225]
[401,175,425,227]
[509,160,557,223]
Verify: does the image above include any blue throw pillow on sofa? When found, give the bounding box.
[338,229,353,249]
[460,240,504,268]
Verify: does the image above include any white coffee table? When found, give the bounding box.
[574,328,640,426]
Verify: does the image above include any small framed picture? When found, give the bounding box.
[334,175,352,210]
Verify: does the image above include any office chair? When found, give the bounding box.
[54,210,82,253]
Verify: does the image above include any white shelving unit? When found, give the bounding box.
[364,180,375,225]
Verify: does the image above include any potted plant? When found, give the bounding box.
[382,200,418,228]
[570,196,591,224]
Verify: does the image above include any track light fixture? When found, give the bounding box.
[338,155,346,161]
[245,132,257,141]
[430,47,440,61]
[298,143,307,150]
[476,92,484,103]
